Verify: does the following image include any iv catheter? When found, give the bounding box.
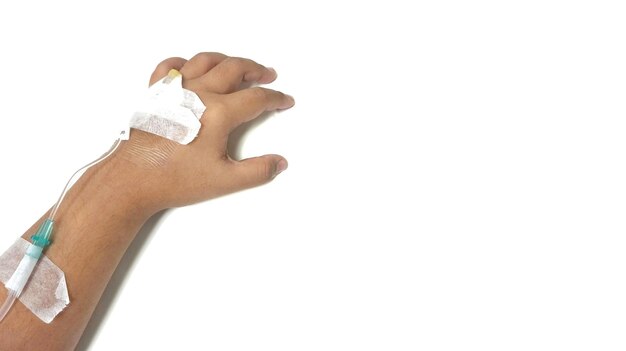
[0,132,125,322]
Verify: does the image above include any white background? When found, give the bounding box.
[0,1,625,350]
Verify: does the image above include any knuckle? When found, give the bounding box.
[192,52,214,60]
[190,52,224,65]
[249,87,268,101]
[209,100,229,116]
[221,57,253,71]
[223,57,244,65]
[191,52,212,66]
[258,161,274,181]
[204,99,230,125]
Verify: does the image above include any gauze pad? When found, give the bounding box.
[0,238,69,323]
[128,69,206,144]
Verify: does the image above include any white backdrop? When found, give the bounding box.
[0,1,625,350]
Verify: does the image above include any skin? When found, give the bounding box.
[0,52,294,350]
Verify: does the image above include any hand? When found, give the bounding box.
[115,52,295,210]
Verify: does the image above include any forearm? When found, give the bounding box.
[0,52,293,350]
[0,155,155,350]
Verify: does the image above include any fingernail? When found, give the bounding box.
[276,159,288,176]
[285,94,295,106]
[267,67,277,76]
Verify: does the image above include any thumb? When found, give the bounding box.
[233,154,288,189]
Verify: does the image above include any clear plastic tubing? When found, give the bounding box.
[0,134,124,323]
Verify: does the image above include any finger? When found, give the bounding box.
[179,52,228,79]
[198,57,277,94]
[221,87,295,129]
[149,57,188,85]
[230,154,288,190]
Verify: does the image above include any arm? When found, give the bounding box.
[0,52,294,350]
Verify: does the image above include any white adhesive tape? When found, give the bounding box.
[128,69,206,144]
[0,239,69,323]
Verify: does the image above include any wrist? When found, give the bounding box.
[54,152,162,226]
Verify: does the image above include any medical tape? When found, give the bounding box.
[0,70,203,324]
[0,238,69,323]
[127,69,206,144]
